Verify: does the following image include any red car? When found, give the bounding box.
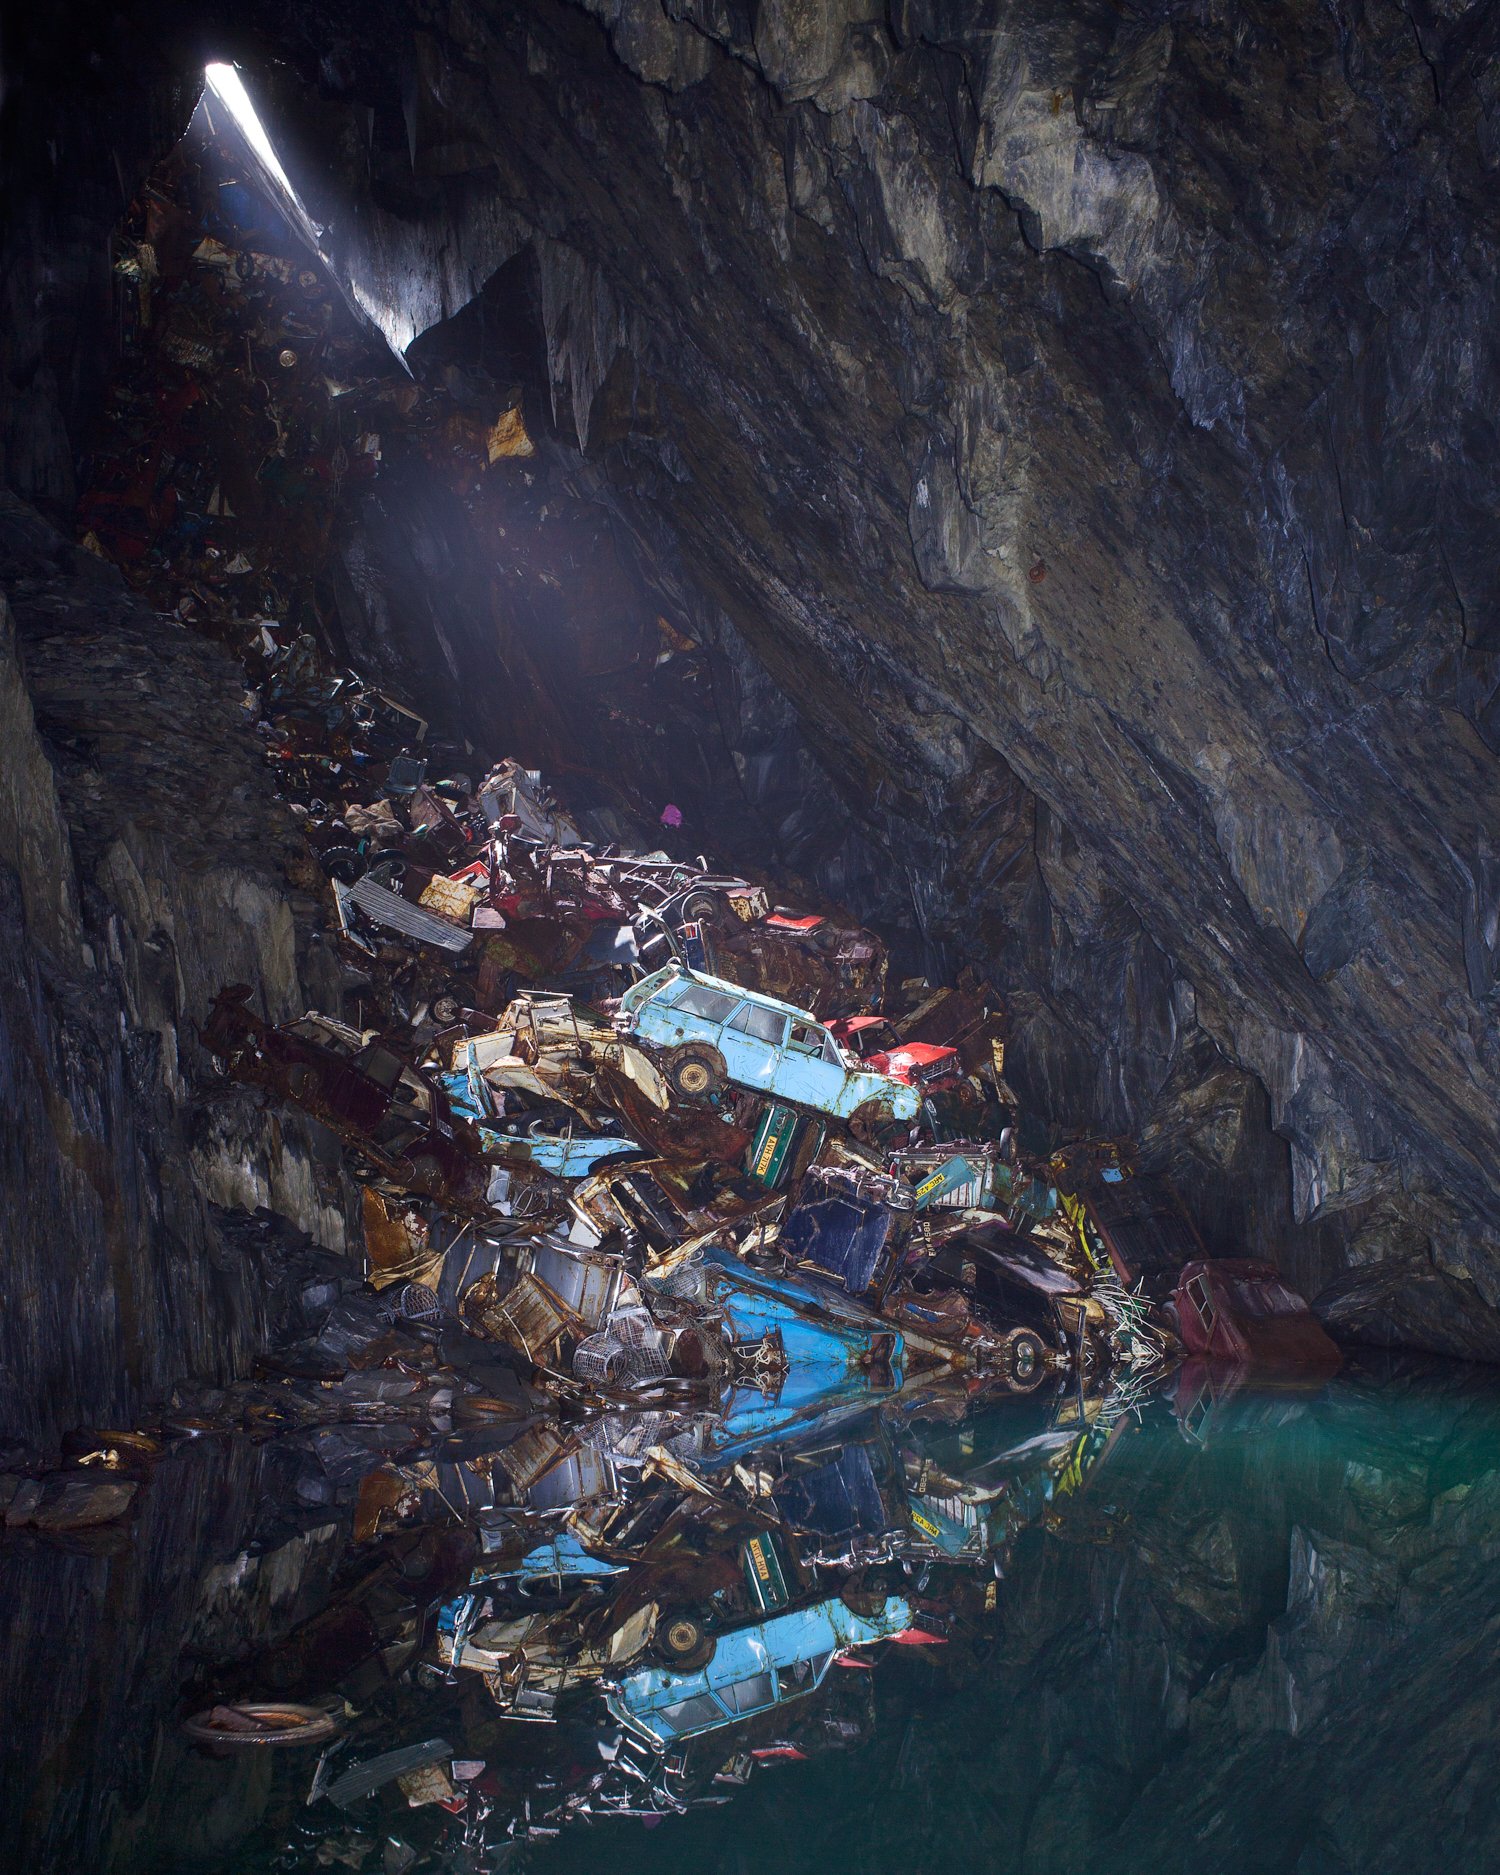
[1172,1259,1340,1373]
[827,1017,963,1094]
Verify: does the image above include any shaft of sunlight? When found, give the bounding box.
[203,64,298,206]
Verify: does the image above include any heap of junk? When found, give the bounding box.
[37,92,1343,1871]
[151,633,1337,1859]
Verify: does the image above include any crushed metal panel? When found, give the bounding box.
[348,874,473,952]
[495,1272,578,1358]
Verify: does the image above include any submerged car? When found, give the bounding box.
[614,964,920,1131]
[1172,1259,1341,1372]
[604,1593,915,1746]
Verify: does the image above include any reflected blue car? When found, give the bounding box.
[605,1594,915,1746]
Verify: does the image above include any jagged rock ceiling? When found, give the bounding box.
[5,0,1500,1353]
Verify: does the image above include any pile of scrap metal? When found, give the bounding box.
[190,722,1340,1866]
[204,733,1176,1405]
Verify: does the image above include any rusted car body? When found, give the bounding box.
[1172,1259,1341,1372]
[202,986,480,1200]
[697,913,887,1020]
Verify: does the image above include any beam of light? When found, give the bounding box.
[203,64,299,207]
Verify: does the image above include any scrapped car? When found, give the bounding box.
[201,986,479,1198]
[689,911,888,1020]
[1063,1173,1204,1293]
[438,1058,643,1179]
[603,1593,915,1746]
[777,1164,916,1306]
[1172,1259,1340,1372]
[614,964,920,1131]
[826,1017,962,1093]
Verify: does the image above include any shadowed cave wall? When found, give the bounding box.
[4,0,1500,1452]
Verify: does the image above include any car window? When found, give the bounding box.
[672,984,742,1023]
[656,1692,729,1734]
[776,1650,835,1696]
[355,1043,407,1090]
[728,1002,787,1044]
[650,977,693,1009]
[788,1020,828,1056]
[821,1033,844,1066]
[717,1672,776,1714]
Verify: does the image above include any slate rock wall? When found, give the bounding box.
[0,493,350,1451]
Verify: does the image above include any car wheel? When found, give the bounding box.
[666,1044,725,1101]
[847,1099,888,1144]
[1001,1327,1048,1391]
[656,1611,715,1671]
[318,845,364,884]
[678,888,724,925]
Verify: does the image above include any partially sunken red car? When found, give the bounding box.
[1172,1258,1341,1374]
[826,1017,963,1094]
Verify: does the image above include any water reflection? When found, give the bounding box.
[8,1358,1500,1872]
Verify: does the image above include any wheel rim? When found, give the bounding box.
[667,1619,700,1653]
[679,1062,710,1095]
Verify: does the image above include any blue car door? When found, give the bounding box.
[717,998,786,1093]
[772,1017,849,1111]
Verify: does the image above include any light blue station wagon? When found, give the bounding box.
[604,1593,915,1746]
[613,964,921,1126]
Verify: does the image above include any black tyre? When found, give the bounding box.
[666,1044,725,1101]
[318,846,364,884]
[657,1611,714,1671]
[678,888,725,925]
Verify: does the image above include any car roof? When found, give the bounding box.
[659,965,820,1027]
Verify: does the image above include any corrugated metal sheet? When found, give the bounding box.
[348,875,473,952]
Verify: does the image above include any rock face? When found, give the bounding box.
[0,493,349,1450]
[4,0,1500,1354]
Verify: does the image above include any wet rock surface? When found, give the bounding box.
[0,493,349,1450]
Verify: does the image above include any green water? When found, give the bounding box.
[529,1359,1500,1875]
[8,1358,1500,1873]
